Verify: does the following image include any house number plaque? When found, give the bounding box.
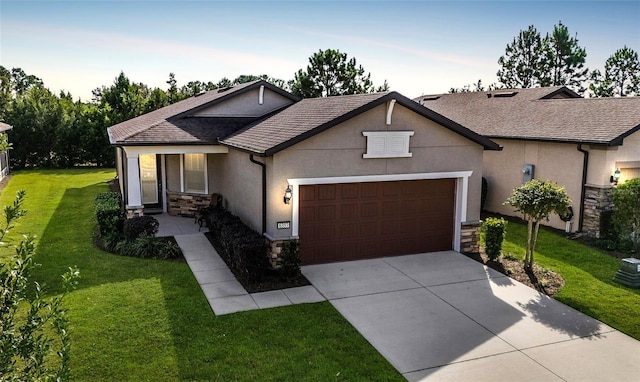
[277,221,290,229]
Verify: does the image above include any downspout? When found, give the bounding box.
[577,144,589,232]
[119,147,128,207]
[249,154,267,234]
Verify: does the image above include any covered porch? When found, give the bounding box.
[118,145,228,217]
[155,213,208,237]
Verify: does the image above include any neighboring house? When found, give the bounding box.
[415,87,640,236]
[108,80,500,265]
[0,122,12,180]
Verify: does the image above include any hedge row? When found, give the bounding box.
[205,208,269,284]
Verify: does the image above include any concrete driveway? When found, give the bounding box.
[302,251,640,381]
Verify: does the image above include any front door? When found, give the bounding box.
[140,154,162,209]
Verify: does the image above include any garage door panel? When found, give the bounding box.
[359,221,378,237]
[318,205,336,221]
[340,223,359,239]
[318,184,336,200]
[360,202,378,217]
[300,179,455,265]
[299,186,316,201]
[382,201,396,216]
[341,203,358,219]
[341,183,359,199]
[360,183,379,198]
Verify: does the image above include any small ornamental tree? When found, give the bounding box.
[611,178,640,253]
[505,180,571,270]
[0,190,79,381]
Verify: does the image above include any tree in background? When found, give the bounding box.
[6,84,64,168]
[449,79,500,93]
[290,49,379,98]
[497,25,545,89]
[497,22,587,92]
[504,179,571,270]
[589,46,640,97]
[539,21,588,91]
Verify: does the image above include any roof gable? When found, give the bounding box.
[107,80,298,144]
[221,91,501,155]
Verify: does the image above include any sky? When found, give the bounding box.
[1,0,639,101]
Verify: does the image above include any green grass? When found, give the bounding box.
[500,221,640,339]
[0,169,403,381]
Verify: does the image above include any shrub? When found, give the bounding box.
[612,178,640,253]
[483,217,507,261]
[279,240,301,281]
[94,192,123,236]
[204,208,269,283]
[123,215,159,240]
[116,235,181,260]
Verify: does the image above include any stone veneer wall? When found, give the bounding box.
[267,239,286,269]
[582,185,613,238]
[460,221,481,254]
[167,191,215,217]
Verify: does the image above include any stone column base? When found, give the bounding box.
[126,206,144,219]
[460,221,481,254]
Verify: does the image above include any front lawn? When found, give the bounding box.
[0,169,402,381]
[500,221,640,340]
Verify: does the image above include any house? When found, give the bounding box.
[0,122,12,180]
[415,87,640,236]
[108,80,500,265]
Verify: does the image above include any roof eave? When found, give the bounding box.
[486,135,620,146]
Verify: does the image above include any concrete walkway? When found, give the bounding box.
[160,214,640,380]
[173,233,324,315]
[303,251,640,381]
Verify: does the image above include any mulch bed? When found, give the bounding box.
[203,232,310,293]
[464,250,565,297]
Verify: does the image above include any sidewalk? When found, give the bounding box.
[173,233,325,315]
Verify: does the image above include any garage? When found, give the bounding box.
[299,179,455,265]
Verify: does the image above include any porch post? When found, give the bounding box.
[125,153,144,217]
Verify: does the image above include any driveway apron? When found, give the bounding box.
[302,251,640,381]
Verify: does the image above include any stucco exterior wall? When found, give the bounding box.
[265,103,485,240]
[208,148,263,231]
[193,87,293,117]
[483,139,584,231]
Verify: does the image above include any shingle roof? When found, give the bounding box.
[221,91,501,155]
[0,122,12,132]
[415,87,640,145]
[121,117,260,144]
[107,80,296,144]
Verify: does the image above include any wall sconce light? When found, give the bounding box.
[610,168,621,185]
[283,185,292,204]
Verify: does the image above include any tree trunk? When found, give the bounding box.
[525,218,534,269]
[528,222,541,271]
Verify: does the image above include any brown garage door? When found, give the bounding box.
[299,179,455,265]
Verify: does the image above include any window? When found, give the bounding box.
[183,153,207,193]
